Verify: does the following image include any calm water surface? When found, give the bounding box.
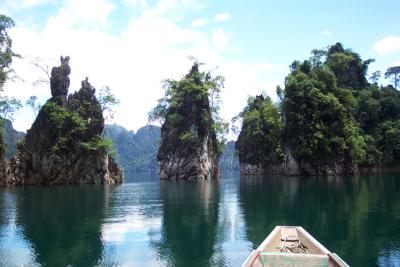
[0,172,400,266]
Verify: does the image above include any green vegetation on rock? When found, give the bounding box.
[150,62,226,179]
[150,62,227,158]
[39,99,111,154]
[235,95,284,167]
[237,42,400,175]
[283,46,367,172]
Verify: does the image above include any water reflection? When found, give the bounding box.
[213,172,252,266]
[153,180,220,267]
[0,189,38,266]
[238,174,400,266]
[14,185,114,266]
[0,173,399,266]
[98,180,164,266]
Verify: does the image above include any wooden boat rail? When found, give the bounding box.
[242,226,349,267]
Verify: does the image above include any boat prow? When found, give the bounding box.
[242,226,349,267]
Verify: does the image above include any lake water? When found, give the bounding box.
[0,172,400,266]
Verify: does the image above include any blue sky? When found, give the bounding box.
[2,0,400,136]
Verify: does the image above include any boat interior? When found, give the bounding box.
[242,226,349,267]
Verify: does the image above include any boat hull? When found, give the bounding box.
[242,226,349,267]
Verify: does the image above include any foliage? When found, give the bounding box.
[150,62,227,157]
[369,71,381,84]
[0,14,15,88]
[80,135,114,155]
[43,101,89,152]
[26,95,41,116]
[98,86,120,122]
[283,48,368,168]
[0,14,21,126]
[236,95,284,166]
[354,85,400,165]
[0,95,21,120]
[384,66,400,89]
[276,43,400,169]
[42,101,114,154]
[325,42,373,89]
[0,118,25,159]
[44,102,86,132]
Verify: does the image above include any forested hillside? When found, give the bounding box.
[104,124,161,173]
[3,119,25,159]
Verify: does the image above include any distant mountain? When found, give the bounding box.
[104,124,160,173]
[2,122,238,174]
[220,140,240,171]
[3,119,25,159]
[105,124,240,174]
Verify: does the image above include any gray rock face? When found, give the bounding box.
[239,146,358,177]
[0,56,123,186]
[159,135,220,180]
[283,148,300,176]
[240,163,284,175]
[50,56,70,98]
[296,161,359,176]
[283,146,359,176]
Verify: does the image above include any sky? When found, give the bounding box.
[2,0,400,138]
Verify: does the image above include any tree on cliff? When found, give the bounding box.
[149,62,228,155]
[385,66,400,89]
[26,95,41,116]
[0,15,16,88]
[325,42,373,90]
[286,44,400,170]
[283,58,366,172]
[235,94,284,168]
[0,14,22,157]
[98,85,120,122]
[149,62,225,179]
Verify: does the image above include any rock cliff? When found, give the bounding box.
[157,63,220,180]
[0,56,123,186]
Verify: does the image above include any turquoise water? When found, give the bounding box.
[0,172,399,266]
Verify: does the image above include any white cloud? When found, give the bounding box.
[374,36,400,56]
[123,0,149,9]
[214,12,230,22]
[212,28,230,51]
[44,0,116,30]
[191,18,209,28]
[391,60,400,66]
[5,0,283,136]
[321,30,331,37]
[0,0,54,12]
[218,61,285,139]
